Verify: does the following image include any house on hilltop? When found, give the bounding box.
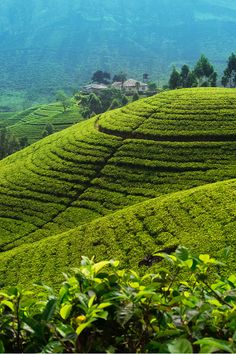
[112,79,148,93]
[82,78,148,95]
[83,83,108,94]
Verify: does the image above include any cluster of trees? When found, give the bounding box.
[169,55,217,89]
[169,53,236,90]
[77,88,131,118]
[56,91,72,112]
[0,128,28,160]
[91,70,127,85]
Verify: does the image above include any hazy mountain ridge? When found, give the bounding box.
[0,0,236,109]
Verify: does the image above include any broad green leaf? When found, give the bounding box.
[60,304,72,320]
[167,338,193,353]
[199,254,210,263]
[56,323,74,338]
[88,294,96,308]
[93,261,110,274]
[195,338,234,353]
[176,246,189,261]
[76,321,92,336]
[97,302,112,309]
[110,260,119,268]
[1,300,15,312]
[42,298,57,321]
[42,341,64,353]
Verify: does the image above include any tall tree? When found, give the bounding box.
[180,65,190,87]
[92,71,111,84]
[89,93,103,114]
[169,67,181,89]
[193,55,217,87]
[56,91,71,112]
[113,72,127,83]
[221,53,236,88]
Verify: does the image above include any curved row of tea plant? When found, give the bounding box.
[0,248,236,353]
[8,103,84,144]
[99,88,236,139]
[0,178,235,287]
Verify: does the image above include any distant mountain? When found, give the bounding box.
[0,0,236,109]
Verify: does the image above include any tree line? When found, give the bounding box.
[168,53,236,89]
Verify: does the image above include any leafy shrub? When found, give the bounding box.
[0,247,236,353]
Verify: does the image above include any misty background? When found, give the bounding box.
[0,0,236,110]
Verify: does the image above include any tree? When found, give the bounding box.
[180,65,190,87]
[56,91,71,112]
[109,98,120,110]
[121,95,129,106]
[132,92,139,101]
[113,72,127,83]
[0,128,21,160]
[185,71,198,88]
[147,82,157,91]
[169,67,181,89]
[92,70,111,84]
[221,53,236,87]
[193,55,217,87]
[42,123,54,138]
[89,93,103,114]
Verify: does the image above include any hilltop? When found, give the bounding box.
[0,87,235,285]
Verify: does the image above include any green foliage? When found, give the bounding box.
[0,249,236,353]
[0,128,27,160]
[92,70,111,85]
[222,53,236,88]
[169,67,182,89]
[56,91,72,112]
[78,89,129,117]
[132,92,140,101]
[113,72,127,83]
[168,56,217,89]
[109,98,120,110]
[193,55,217,87]
[42,123,54,138]
[8,102,83,144]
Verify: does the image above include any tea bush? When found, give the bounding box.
[0,247,236,353]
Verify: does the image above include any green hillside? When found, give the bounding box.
[0,177,235,286]
[0,87,235,286]
[6,103,83,144]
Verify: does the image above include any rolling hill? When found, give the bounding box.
[0,87,235,286]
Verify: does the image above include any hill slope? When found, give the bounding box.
[0,177,235,286]
[7,103,83,144]
[0,87,235,285]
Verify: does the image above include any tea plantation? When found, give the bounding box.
[7,103,83,144]
[0,87,235,286]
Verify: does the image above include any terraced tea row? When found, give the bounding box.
[0,178,235,286]
[99,88,236,140]
[8,103,84,143]
[0,88,235,260]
